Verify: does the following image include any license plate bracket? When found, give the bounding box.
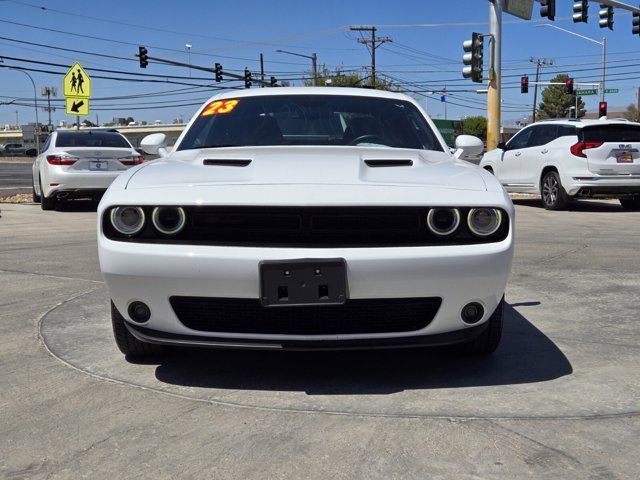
[260,258,347,307]
[89,161,107,171]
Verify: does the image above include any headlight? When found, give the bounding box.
[110,207,145,236]
[467,208,502,237]
[152,207,186,235]
[426,208,461,236]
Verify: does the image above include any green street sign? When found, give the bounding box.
[604,88,619,94]
[575,89,598,96]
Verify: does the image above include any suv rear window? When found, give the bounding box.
[55,131,130,148]
[580,124,640,143]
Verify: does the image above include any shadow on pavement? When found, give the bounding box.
[150,304,573,395]
[54,199,100,212]
[513,198,625,212]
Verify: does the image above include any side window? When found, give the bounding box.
[528,125,558,147]
[508,127,534,150]
[558,126,577,137]
[41,135,51,152]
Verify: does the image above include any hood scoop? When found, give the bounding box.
[364,159,414,168]
[203,159,252,167]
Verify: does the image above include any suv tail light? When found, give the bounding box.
[119,155,144,166]
[46,155,77,165]
[570,141,603,158]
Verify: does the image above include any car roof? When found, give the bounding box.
[203,86,416,104]
[532,118,640,128]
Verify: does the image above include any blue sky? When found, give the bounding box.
[0,0,639,127]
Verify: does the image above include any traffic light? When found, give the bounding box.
[244,68,252,88]
[573,1,589,23]
[521,76,529,94]
[599,5,614,29]
[633,10,640,35]
[599,101,608,117]
[565,78,574,94]
[138,46,148,69]
[462,32,484,84]
[270,76,277,87]
[540,0,556,21]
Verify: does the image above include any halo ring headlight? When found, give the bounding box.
[467,208,502,237]
[152,207,186,235]
[426,208,461,236]
[110,207,145,236]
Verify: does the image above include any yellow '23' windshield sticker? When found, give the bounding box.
[201,99,239,116]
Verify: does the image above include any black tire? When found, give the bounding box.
[541,170,570,210]
[619,196,640,211]
[461,297,504,356]
[39,175,56,210]
[111,301,163,358]
[31,175,40,203]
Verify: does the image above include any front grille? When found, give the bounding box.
[170,296,442,335]
[103,206,509,247]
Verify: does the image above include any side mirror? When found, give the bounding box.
[140,133,168,157]
[25,148,38,157]
[496,141,508,151]
[453,135,484,160]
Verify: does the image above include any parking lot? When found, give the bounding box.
[0,199,637,478]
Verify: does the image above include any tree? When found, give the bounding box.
[622,104,640,122]
[81,119,96,127]
[537,74,586,120]
[461,116,487,141]
[304,65,395,91]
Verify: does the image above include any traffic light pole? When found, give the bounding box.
[487,0,502,151]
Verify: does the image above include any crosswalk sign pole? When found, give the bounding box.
[77,116,80,130]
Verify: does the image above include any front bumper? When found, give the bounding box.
[99,235,514,346]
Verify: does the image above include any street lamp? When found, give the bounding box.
[275,50,318,86]
[537,24,606,102]
[0,62,40,151]
[185,44,192,78]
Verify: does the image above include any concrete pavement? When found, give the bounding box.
[1,201,639,479]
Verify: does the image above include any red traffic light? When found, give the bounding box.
[565,78,574,94]
[521,76,529,94]
[599,101,607,117]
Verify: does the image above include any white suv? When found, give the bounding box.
[480,119,640,210]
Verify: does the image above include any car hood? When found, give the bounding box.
[125,146,488,192]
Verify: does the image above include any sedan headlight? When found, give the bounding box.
[152,207,186,235]
[110,207,145,236]
[467,208,502,237]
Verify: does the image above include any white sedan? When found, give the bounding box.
[32,130,144,210]
[97,87,514,358]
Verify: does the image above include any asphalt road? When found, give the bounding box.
[1,201,639,479]
[0,161,32,196]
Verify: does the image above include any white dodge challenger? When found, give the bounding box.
[97,87,514,358]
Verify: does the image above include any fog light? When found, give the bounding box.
[128,301,151,323]
[461,302,484,324]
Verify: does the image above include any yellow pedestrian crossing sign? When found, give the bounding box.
[63,62,91,98]
[66,98,90,116]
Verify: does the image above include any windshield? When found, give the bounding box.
[55,131,131,148]
[177,94,443,152]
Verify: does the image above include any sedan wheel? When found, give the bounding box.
[541,171,569,210]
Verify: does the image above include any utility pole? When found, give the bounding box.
[530,57,553,123]
[260,53,265,88]
[41,86,57,131]
[276,50,318,86]
[487,0,502,151]
[349,25,392,88]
